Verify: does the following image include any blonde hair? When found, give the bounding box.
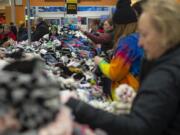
[142,0,180,47]
[113,22,137,49]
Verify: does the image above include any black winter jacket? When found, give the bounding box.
[17,27,28,41]
[66,44,180,135]
[31,21,49,41]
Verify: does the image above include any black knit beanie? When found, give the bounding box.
[132,0,147,17]
[113,0,137,24]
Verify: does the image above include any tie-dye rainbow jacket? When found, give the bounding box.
[98,33,144,100]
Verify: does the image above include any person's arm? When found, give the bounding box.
[38,107,73,135]
[2,40,13,47]
[97,36,138,81]
[66,69,179,135]
[85,32,112,44]
[98,55,131,81]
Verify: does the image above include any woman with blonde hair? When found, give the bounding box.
[94,0,143,100]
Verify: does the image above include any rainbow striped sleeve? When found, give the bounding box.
[99,49,131,81]
[99,59,111,78]
[98,34,140,81]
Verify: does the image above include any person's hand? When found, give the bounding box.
[74,122,95,135]
[60,90,78,104]
[0,109,20,134]
[39,107,73,135]
[8,39,15,45]
[0,50,5,59]
[2,39,15,48]
[2,41,11,48]
[94,56,103,65]
[78,26,85,33]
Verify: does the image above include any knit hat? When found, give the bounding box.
[132,0,147,17]
[113,0,137,24]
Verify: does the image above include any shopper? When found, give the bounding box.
[49,25,59,40]
[32,17,49,41]
[17,21,28,42]
[97,21,104,33]
[94,0,143,100]
[63,0,180,135]
[88,19,101,34]
[80,18,114,53]
[1,24,16,47]
[10,22,17,37]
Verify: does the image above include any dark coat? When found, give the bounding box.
[66,43,180,135]
[31,21,49,41]
[10,25,17,36]
[17,27,28,41]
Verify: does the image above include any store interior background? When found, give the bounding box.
[0,0,180,27]
[1,0,180,29]
[0,0,140,30]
